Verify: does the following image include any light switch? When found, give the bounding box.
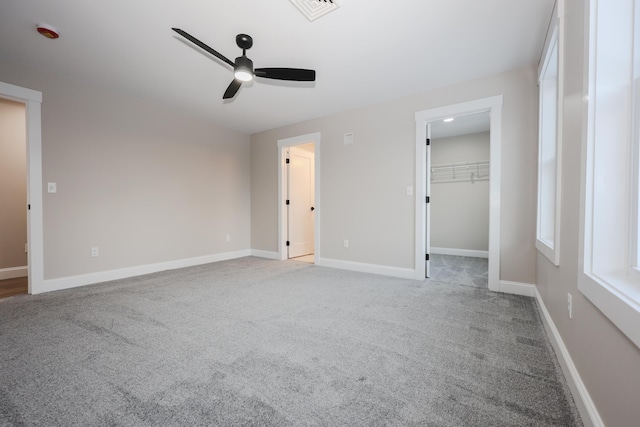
[47,183,57,193]
[344,133,354,145]
[406,186,413,196]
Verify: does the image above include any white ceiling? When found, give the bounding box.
[0,0,554,134]
[430,111,490,139]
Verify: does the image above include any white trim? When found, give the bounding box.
[277,132,321,263]
[578,0,640,349]
[0,81,44,295]
[35,250,251,294]
[536,0,563,267]
[535,288,605,427]
[250,249,280,260]
[579,273,640,346]
[317,257,415,280]
[0,266,28,280]
[499,280,536,297]
[415,95,502,291]
[425,124,431,278]
[431,247,489,259]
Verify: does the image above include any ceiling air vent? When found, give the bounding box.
[289,0,340,21]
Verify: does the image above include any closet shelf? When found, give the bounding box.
[431,160,490,184]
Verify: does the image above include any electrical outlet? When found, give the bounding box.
[226,234,231,242]
[343,239,349,248]
[567,293,573,319]
[91,247,99,258]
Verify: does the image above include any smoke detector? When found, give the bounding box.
[36,23,59,39]
[289,0,340,21]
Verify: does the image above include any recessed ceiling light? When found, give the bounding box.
[443,118,454,123]
[36,23,59,39]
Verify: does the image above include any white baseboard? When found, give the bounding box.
[0,266,28,280]
[317,257,415,280]
[499,280,536,297]
[250,249,280,260]
[534,288,604,427]
[431,247,489,258]
[36,250,251,295]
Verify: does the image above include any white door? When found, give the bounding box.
[425,124,432,278]
[287,146,315,258]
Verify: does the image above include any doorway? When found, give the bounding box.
[428,111,491,286]
[415,96,502,292]
[287,144,315,261]
[277,132,321,263]
[0,98,28,297]
[0,81,44,295]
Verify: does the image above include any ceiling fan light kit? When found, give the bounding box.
[234,56,254,82]
[171,28,316,100]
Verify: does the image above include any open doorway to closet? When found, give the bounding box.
[428,112,490,288]
[277,132,321,264]
[0,97,28,298]
[415,96,502,292]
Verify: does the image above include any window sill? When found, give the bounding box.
[536,238,560,266]
[578,270,640,348]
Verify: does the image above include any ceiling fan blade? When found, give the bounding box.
[223,79,242,99]
[172,28,235,67]
[254,68,316,82]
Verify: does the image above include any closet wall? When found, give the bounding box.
[431,131,490,255]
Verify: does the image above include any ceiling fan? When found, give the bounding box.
[172,28,316,100]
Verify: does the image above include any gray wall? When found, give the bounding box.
[536,2,640,426]
[0,59,251,281]
[251,66,538,284]
[431,131,490,252]
[0,98,27,270]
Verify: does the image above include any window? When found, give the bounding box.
[536,2,562,266]
[579,0,640,348]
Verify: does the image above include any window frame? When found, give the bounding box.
[578,0,640,349]
[536,1,563,266]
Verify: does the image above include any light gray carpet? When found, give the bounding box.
[429,254,488,288]
[0,257,581,426]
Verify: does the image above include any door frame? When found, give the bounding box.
[415,96,502,291]
[277,132,321,261]
[425,123,432,278]
[0,81,44,295]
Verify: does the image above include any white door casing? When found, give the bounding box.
[415,95,502,291]
[287,146,315,258]
[425,124,431,278]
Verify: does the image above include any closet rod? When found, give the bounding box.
[431,160,489,171]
